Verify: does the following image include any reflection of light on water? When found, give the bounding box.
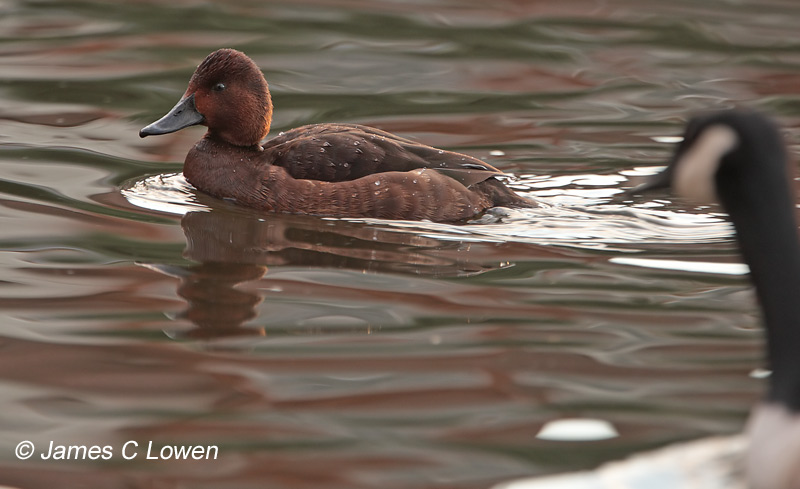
[749,368,771,379]
[620,166,666,177]
[352,171,734,250]
[525,174,627,189]
[536,418,619,441]
[610,257,749,275]
[360,201,730,251]
[651,135,684,144]
[122,171,734,251]
[121,173,209,216]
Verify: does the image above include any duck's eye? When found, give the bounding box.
[212,83,226,92]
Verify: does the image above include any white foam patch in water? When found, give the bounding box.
[536,418,619,441]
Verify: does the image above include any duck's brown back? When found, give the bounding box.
[262,123,503,185]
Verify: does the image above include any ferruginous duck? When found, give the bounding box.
[139,48,534,222]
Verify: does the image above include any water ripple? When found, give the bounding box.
[122,171,733,251]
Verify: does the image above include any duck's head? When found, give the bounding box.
[632,109,788,206]
[140,49,273,147]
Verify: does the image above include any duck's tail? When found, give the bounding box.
[475,177,536,209]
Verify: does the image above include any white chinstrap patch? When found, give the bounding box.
[673,125,739,204]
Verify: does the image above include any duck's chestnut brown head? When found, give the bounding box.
[140,49,273,147]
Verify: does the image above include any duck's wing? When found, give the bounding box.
[261,123,504,187]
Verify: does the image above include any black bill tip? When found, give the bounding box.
[140,94,204,138]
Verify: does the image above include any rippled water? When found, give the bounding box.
[2,1,800,488]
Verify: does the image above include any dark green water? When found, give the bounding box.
[2,0,799,488]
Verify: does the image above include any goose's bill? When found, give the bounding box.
[625,161,675,195]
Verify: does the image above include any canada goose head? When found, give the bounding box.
[637,109,800,489]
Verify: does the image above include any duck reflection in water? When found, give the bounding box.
[161,208,513,339]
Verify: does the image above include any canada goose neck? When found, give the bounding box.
[718,147,800,410]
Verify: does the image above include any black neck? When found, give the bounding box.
[719,154,800,410]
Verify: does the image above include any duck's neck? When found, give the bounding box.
[719,155,800,410]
